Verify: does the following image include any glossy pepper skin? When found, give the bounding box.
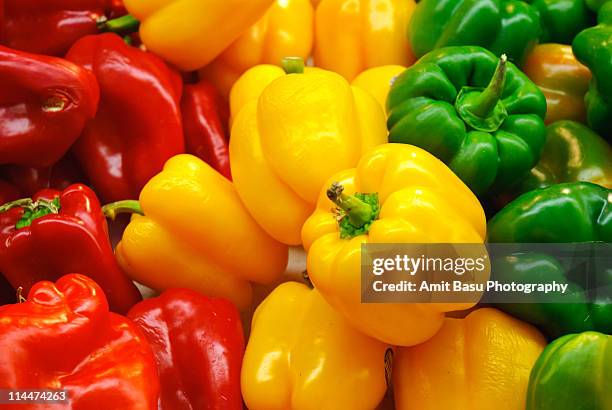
[409,0,590,63]
[0,0,106,55]
[528,0,593,44]
[523,44,591,124]
[488,182,611,243]
[182,80,231,180]
[230,59,387,245]
[527,332,612,410]
[242,282,389,410]
[314,0,416,81]
[387,46,547,196]
[352,65,406,113]
[128,289,244,410]
[66,33,184,202]
[123,0,274,71]
[0,45,99,168]
[408,0,540,64]
[0,184,142,314]
[492,253,612,337]
[498,121,612,206]
[394,308,546,410]
[0,274,159,410]
[113,154,288,311]
[200,0,314,98]
[573,2,612,139]
[302,144,487,346]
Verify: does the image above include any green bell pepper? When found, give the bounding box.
[408,0,590,64]
[527,332,612,410]
[492,253,612,337]
[528,0,593,44]
[387,46,546,196]
[573,1,612,140]
[496,120,612,206]
[487,182,611,242]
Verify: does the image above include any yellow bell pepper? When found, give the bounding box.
[230,58,387,245]
[241,281,389,410]
[302,143,487,346]
[200,0,314,98]
[314,0,416,80]
[108,154,288,311]
[352,64,406,113]
[122,0,274,71]
[394,308,546,410]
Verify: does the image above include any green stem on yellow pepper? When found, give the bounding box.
[102,200,144,221]
[282,57,305,74]
[98,15,140,34]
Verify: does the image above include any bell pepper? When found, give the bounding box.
[0,45,99,168]
[408,0,540,64]
[573,1,612,139]
[488,182,611,243]
[122,0,274,71]
[200,0,314,98]
[1,152,87,197]
[523,44,591,124]
[314,0,416,81]
[0,274,159,410]
[497,121,612,207]
[230,58,387,245]
[0,0,106,55]
[0,183,142,314]
[394,308,546,410]
[387,47,547,196]
[409,0,590,64]
[182,80,231,180]
[241,281,389,410]
[491,252,612,337]
[302,143,487,346]
[66,33,184,203]
[108,154,288,311]
[128,288,244,410]
[528,0,593,44]
[527,331,612,410]
[351,65,406,113]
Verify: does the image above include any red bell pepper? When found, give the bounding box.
[1,152,87,197]
[182,80,231,179]
[128,288,244,410]
[0,183,141,313]
[0,45,99,168]
[0,274,159,410]
[66,33,184,202]
[0,0,106,56]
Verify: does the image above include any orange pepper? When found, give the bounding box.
[523,43,591,124]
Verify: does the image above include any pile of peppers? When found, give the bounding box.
[0,0,610,409]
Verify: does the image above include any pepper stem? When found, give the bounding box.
[466,54,507,118]
[281,57,305,74]
[17,287,26,303]
[327,182,374,228]
[102,200,144,221]
[0,197,61,229]
[98,14,140,34]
